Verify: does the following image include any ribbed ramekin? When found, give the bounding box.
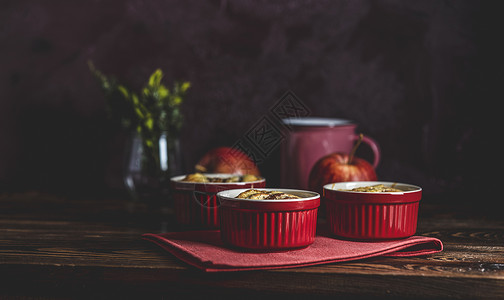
[323,181,422,240]
[170,174,266,229]
[217,188,320,250]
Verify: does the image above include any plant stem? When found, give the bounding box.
[348,133,363,164]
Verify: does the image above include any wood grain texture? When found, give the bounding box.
[0,192,503,299]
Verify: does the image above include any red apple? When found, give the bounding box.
[308,134,377,195]
[308,153,377,194]
[195,147,261,176]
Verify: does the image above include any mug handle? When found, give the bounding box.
[352,134,381,168]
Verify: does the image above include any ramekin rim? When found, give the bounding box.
[323,181,422,195]
[217,188,320,202]
[170,173,266,185]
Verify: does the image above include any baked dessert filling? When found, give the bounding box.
[340,184,402,193]
[180,173,260,183]
[236,189,300,200]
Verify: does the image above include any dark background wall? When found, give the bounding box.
[0,0,502,205]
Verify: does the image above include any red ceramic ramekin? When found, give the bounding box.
[170,174,266,229]
[217,188,320,250]
[323,181,422,240]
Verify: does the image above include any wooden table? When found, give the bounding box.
[0,192,503,299]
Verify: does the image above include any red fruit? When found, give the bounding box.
[308,134,377,195]
[195,147,261,176]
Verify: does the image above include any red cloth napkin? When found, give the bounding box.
[142,230,443,272]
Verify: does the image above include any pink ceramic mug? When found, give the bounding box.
[280,117,380,189]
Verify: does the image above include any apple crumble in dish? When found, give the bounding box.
[180,173,260,183]
[340,184,402,193]
[236,189,301,200]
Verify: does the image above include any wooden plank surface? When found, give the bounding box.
[0,192,503,299]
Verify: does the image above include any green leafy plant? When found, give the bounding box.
[88,61,190,178]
